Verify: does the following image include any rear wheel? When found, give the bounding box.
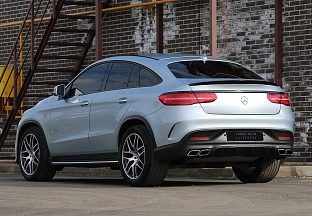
[18,126,56,181]
[232,158,280,183]
[119,125,168,186]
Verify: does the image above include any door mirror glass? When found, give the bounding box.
[53,84,66,97]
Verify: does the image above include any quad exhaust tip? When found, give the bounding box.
[278,149,293,156]
[187,149,211,157]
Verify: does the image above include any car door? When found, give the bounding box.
[49,63,109,155]
[89,62,138,153]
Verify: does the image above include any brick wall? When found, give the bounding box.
[282,0,312,163]
[0,0,311,163]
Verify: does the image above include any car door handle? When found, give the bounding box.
[80,101,89,106]
[118,98,128,104]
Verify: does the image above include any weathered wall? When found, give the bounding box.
[0,0,311,163]
[281,0,312,163]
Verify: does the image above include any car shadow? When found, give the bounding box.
[50,176,242,188]
[161,179,242,187]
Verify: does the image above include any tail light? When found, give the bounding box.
[159,92,217,105]
[267,93,290,106]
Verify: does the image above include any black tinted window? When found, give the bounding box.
[105,62,133,91]
[140,67,161,87]
[128,65,139,88]
[168,61,263,79]
[71,63,108,96]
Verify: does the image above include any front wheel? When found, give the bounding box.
[119,125,168,186]
[18,126,56,181]
[232,158,281,183]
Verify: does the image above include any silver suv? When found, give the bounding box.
[16,54,294,186]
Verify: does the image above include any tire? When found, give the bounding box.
[17,126,56,181]
[119,125,169,186]
[232,158,281,183]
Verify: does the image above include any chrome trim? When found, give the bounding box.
[51,161,118,165]
[278,149,286,156]
[187,149,211,157]
[286,149,293,155]
[198,149,211,156]
[187,150,200,157]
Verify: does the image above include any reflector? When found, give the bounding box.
[190,137,210,140]
[278,136,291,139]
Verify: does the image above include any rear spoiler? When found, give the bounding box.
[189,80,279,86]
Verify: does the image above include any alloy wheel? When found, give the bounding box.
[122,133,145,180]
[20,134,40,175]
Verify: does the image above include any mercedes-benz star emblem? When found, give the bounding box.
[241,96,248,105]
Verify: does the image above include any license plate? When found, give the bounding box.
[227,131,263,141]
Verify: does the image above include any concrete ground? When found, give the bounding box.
[0,173,312,216]
[1,160,312,179]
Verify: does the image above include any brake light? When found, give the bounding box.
[159,92,217,105]
[267,93,290,106]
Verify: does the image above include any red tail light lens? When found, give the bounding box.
[159,92,217,105]
[267,93,290,106]
[194,92,217,103]
[159,92,198,105]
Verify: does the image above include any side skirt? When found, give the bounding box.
[49,152,119,167]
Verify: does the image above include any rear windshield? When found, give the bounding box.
[168,61,263,79]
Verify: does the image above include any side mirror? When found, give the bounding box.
[53,84,65,97]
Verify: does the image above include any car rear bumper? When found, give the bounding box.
[154,129,293,163]
[146,103,294,148]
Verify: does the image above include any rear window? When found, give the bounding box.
[168,61,263,80]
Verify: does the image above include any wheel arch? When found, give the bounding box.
[118,116,156,148]
[16,121,47,162]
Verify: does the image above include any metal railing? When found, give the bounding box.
[0,0,183,28]
[0,0,61,152]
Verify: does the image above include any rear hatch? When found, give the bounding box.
[188,80,281,115]
[167,59,283,115]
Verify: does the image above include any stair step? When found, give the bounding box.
[0,156,15,160]
[58,14,95,19]
[46,42,89,46]
[36,68,78,73]
[52,28,95,33]
[8,132,16,136]
[41,55,83,59]
[24,94,52,98]
[64,1,95,6]
[3,107,29,112]
[2,145,15,148]
[18,107,31,110]
[30,81,66,85]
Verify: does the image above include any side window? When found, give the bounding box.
[128,65,139,88]
[140,67,161,87]
[105,62,134,91]
[70,63,108,96]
